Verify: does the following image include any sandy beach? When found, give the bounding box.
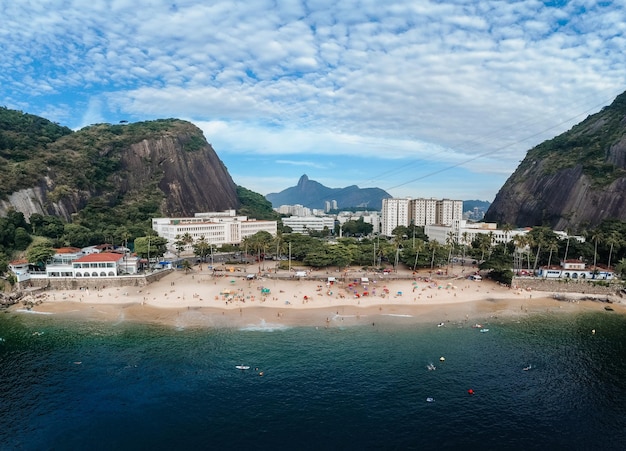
[11,265,625,328]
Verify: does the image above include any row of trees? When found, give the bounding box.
[5,202,626,286]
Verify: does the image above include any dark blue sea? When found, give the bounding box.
[1,309,625,451]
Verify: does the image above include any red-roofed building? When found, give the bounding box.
[9,259,29,275]
[44,252,127,278]
[70,253,125,278]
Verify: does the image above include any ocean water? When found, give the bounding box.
[1,309,625,450]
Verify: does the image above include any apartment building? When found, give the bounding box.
[381,198,463,236]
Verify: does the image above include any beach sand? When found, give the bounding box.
[11,265,625,328]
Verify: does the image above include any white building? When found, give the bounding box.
[43,252,141,278]
[425,220,528,246]
[537,260,615,280]
[410,198,438,227]
[276,204,312,216]
[152,210,277,250]
[381,198,411,236]
[282,216,336,234]
[382,197,463,236]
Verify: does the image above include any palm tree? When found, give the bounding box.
[487,232,495,258]
[530,235,544,272]
[606,231,621,270]
[513,234,527,274]
[413,239,425,271]
[546,239,559,276]
[501,223,513,254]
[590,230,603,272]
[428,240,439,270]
[446,231,456,269]
[461,232,469,261]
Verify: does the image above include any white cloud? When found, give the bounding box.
[1,0,625,201]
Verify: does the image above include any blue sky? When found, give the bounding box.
[1,1,625,202]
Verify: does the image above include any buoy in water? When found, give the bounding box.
[439,357,445,361]
[468,389,474,395]
[592,329,596,335]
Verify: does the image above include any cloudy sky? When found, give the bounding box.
[2,1,625,202]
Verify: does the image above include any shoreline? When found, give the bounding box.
[7,266,625,329]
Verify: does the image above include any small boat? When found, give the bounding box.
[426,397,435,402]
[604,306,614,311]
[427,363,436,371]
[523,365,532,371]
[236,365,250,370]
[472,324,483,328]
[479,329,489,333]
[437,322,445,327]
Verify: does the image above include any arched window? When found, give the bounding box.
[108,271,115,277]
[92,272,98,277]
[76,273,82,277]
[100,272,106,277]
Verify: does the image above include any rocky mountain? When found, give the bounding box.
[266,174,391,210]
[0,109,239,221]
[485,90,626,231]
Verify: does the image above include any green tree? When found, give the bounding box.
[192,236,212,262]
[134,235,168,260]
[13,227,32,250]
[64,223,95,248]
[26,240,56,268]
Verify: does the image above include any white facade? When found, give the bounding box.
[282,216,336,234]
[276,204,312,216]
[437,199,463,226]
[152,211,277,249]
[381,198,410,236]
[382,197,463,236]
[537,260,615,280]
[425,220,528,246]
[411,198,438,226]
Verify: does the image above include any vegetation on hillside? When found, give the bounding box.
[236,186,280,221]
[517,91,626,186]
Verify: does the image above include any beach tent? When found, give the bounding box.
[261,288,270,294]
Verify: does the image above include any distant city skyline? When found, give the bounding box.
[2,1,625,201]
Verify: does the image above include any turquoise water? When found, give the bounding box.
[1,310,625,450]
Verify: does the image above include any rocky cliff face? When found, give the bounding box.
[0,120,239,220]
[485,91,626,231]
[114,130,240,217]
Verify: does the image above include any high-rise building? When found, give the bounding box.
[381,197,463,236]
[381,198,411,236]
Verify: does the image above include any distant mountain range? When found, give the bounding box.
[266,175,491,214]
[266,175,391,210]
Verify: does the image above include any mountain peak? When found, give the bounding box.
[297,174,309,187]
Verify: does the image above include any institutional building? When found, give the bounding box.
[281,216,336,234]
[381,198,463,236]
[152,210,277,250]
[424,220,527,246]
